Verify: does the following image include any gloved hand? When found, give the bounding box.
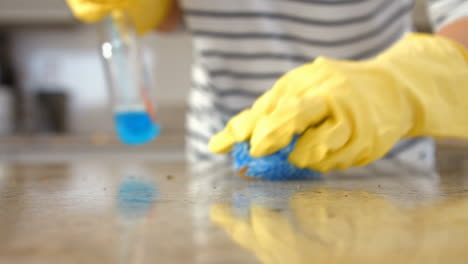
[210,33,468,172]
[66,0,172,34]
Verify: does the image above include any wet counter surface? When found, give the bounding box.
[1,144,468,264]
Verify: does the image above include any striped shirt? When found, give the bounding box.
[179,0,468,169]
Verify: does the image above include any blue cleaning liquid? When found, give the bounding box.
[114,111,160,145]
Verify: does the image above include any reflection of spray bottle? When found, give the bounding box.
[118,178,158,218]
[100,11,160,145]
[117,176,158,264]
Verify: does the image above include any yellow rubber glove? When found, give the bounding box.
[66,0,172,34]
[209,33,468,172]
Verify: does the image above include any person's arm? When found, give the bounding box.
[437,18,468,49]
[209,2,468,174]
[156,0,182,32]
[429,0,468,48]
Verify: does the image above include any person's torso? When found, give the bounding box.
[181,0,414,114]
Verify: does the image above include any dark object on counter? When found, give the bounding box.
[35,91,68,134]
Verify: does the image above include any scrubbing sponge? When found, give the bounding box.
[230,136,321,181]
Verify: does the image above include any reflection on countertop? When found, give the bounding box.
[0,142,468,263]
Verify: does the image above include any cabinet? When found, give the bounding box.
[0,0,75,25]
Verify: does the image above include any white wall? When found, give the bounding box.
[10,24,192,134]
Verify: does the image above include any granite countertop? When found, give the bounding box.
[0,139,468,263]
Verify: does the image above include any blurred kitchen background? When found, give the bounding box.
[0,0,464,166]
[0,0,193,161]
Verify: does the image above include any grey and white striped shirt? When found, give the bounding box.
[179,0,468,169]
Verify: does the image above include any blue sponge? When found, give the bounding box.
[230,136,321,181]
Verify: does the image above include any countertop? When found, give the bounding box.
[0,143,468,263]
